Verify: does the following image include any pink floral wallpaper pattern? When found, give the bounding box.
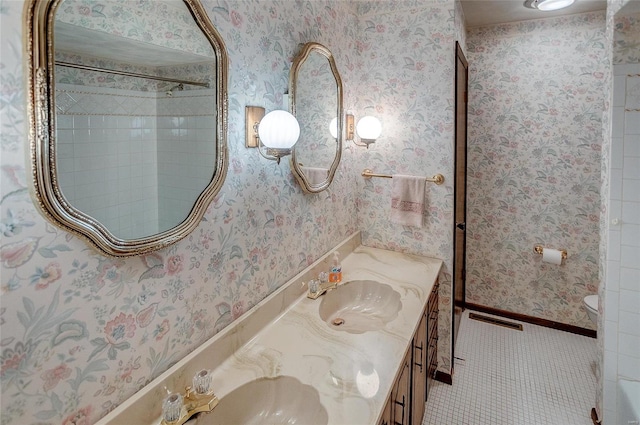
[352,1,461,374]
[0,1,360,423]
[614,10,640,64]
[465,12,608,330]
[1,0,471,422]
[55,0,214,57]
[4,0,618,423]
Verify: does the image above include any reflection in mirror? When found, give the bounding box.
[290,43,343,193]
[614,2,640,64]
[25,0,228,256]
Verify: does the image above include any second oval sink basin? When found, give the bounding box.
[192,375,328,425]
[319,280,402,334]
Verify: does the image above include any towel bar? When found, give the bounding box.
[361,169,445,185]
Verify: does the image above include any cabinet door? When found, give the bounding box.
[392,349,411,425]
[426,283,439,397]
[412,311,428,425]
[378,398,392,425]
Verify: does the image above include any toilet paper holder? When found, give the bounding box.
[534,245,567,259]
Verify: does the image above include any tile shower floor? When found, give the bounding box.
[423,310,597,425]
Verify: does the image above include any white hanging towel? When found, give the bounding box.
[301,167,329,185]
[390,174,425,228]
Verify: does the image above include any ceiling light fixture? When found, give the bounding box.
[524,0,575,11]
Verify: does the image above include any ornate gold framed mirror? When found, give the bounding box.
[24,0,228,256]
[290,42,343,194]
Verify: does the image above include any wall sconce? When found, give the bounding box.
[246,106,300,164]
[346,114,355,141]
[330,115,354,141]
[350,115,381,149]
[329,117,338,139]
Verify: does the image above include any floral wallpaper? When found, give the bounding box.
[0,1,360,423]
[55,0,214,58]
[614,11,640,64]
[465,12,608,330]
[4,1,620,424]
[352,1,459,373]
[454,0,467,51]
[2,0,475,422]
[596,1,619,418]
[294,49,339,171]
[596,0,623,418]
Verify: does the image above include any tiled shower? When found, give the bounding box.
[602,12,640,418]
[55,84,216,239]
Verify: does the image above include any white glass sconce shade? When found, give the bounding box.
[356,116,382,146]
[245,106,300,164]
[258,110,300,150]
[329,117,338,139]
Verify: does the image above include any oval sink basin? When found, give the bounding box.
[191,376,328,425]
[318,280,402,334]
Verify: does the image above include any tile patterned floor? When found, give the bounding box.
[423,310,597,425]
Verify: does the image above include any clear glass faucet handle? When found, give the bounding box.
[309,279,319,293]
[162,392,183,423]
[193,369,212,394]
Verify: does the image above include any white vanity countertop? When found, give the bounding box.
[97,234,442,425]
[199,245,441,424]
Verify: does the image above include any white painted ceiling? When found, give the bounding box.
[460,0,607,27]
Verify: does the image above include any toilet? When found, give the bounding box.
[583,295,598,324]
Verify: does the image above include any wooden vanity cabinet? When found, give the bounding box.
[378,348,410,425]
[426,281,439,394]
[393,349,412,425]
[378,281,438,425]
[411,310,428,425]
[378,395,392,425]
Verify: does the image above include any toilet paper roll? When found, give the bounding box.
[542,248,563,265]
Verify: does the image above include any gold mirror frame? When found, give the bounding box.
[289,42,343,194]
[24,0,228,257]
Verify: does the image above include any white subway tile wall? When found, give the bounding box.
[603,70,640,424]
[54,84,216,239]
[156,93,217,231]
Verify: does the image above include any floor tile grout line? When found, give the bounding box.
[423,310,596,425]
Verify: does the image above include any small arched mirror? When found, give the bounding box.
[25,0,228,256]
[290,43,343,193]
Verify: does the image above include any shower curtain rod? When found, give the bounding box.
[55,61,210,88]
